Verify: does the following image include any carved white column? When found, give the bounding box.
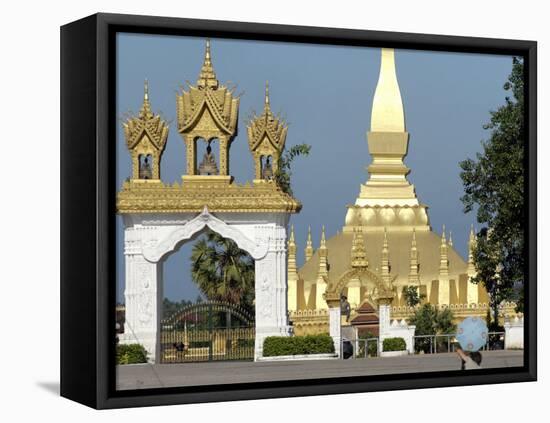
[329,307,342,358]
[254,221,291,360]
[378,302,391,352]
[122,226,163,363]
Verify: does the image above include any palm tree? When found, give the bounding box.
[190,231,255,309]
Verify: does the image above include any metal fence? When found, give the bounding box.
[160,301,255,363]
[344,338,380,359]
[412,332,505,354]
[342,332,505,359]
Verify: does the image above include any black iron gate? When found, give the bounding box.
[160,301,255,363]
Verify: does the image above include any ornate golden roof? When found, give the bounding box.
[298,230,468,289]
[123,81,169,151]
[176,40,239,137]
[116,178,302,214]
[247,82,288,154]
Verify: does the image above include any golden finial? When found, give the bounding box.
[441,224,447,244]
[289,224,295,242]
[198,38,218,88]
[448,231,453,247]
[371,48,405,133]
[320,225,326,247]
[265,80,270,105]
[138,79,153,120]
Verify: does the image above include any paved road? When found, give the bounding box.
[116,350,523,390]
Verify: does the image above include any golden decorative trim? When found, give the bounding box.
[117,179,301,214]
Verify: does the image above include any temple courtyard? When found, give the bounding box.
[116,350,523,390]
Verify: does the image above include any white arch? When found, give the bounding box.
[141,206,269,262]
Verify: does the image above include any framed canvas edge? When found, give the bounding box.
[61,12,537,410]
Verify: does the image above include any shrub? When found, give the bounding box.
[263,334,335,357]
[116,344,148,364]
[382,337,406,352]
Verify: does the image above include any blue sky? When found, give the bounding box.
[116,33,513,303]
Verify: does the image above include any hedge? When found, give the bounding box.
[116,344,148,364]
[382,337,407,352]
[263,334,335,357]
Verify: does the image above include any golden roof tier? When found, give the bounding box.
[345,48,430,233]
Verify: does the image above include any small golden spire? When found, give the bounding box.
[198,38,218,88]
[467,224,476,276]
[138,79,153,119]
[265,80,270,105]
[351,226,368,268]
[439,225,449,276]
[448,231,453,247]
[305,225,314,262]
[288,225,297,276]
[381,227,390,282]
[409,228,419,284]
[317,225,328,278]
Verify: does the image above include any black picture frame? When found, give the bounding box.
[60,12,537,409]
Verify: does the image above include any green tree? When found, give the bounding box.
[402,285,426,308]
[190,231,255,310]
[274,143,311,196]
[459,57,525,322]
[409,304,456,353]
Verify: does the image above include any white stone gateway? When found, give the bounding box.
[120,207,293,362]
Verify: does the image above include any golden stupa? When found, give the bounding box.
[288,49,516,336]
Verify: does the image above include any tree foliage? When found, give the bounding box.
[190,231,255,310]
[274,143,311,196]
[409,304,456,336]
[459,57,525,320]
[402,285,426,308]
[409,304,456,353]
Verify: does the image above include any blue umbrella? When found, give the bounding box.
[456,317,488,352]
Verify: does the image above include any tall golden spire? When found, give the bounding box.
[305,225,314,262]
[448,231,453,248]
[348,47,430,233]
[371,49,405,133]
[408,228,420,284]
[439,225,449,277]
[381,227,391,283]
[197,39,218,89]
[351,226,368,268]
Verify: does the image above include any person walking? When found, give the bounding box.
[456,347,482,370]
